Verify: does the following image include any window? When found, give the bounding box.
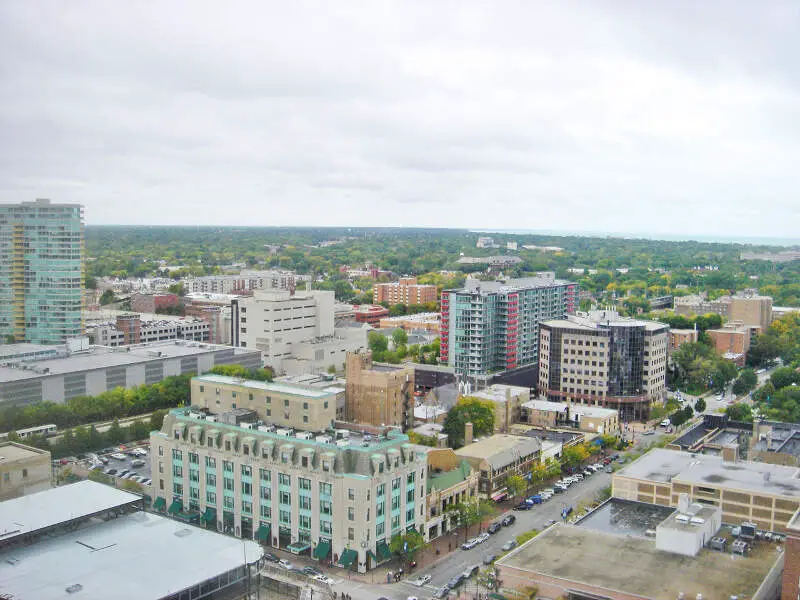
[223,496,234,510]
[392,477,400,491]
[348,488,355,500]
[241,465,252,477]
[321,500,332,515]
[406,508,414,523]
[242,500,252,515]
[206,491,216,505]
[300,495,312,510]
[224,477,234,492]
[22,468,28,478]
[189,469,199,483]
[324,401,329,409]
[199,386,205,392]
[266,395,271,404]
[320,482,332,496]
[279,473,291,487]
[260,505,271,519]
[392,496,400,510]
[173,483,183,496]
[266,409,271,417]
[172,449,182,460]
[377,502,385,517]
[406,489,414,503]
[299,515,311,529]
[189,452,199,465]
[173,465,183,478]
[299,477,311,491]
[158,446,164,456]
[206,472,217,487]
[190,486,200,500]
[391,516,400,530]
[348,527,355,541]
[223,461,233,473]
[407,472,415,484]
[284,399,289,407]
[242,481,252,495]
[321,520,332,534]
[280,510,291,524]
[377,522,385,537]
[303,402,308,410]
[259,468,271,482]
[348,507,355,521]
[303,415,308,423]
[377,484,385,497]
[280,491,291,505]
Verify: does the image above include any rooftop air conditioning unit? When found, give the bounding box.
[276,428,292,437]
[296,432,313,440]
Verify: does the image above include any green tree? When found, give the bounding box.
[694,398,706,413]
[105,419,125,445]
[149,409,168,432]
[99,289,116,305]
[368,331,388,361]
[392,328,408,347]
[561,444,590,468]
[506,474,528,501]
[327,364,337,374]
[389,529,427,563]
[770,367,800,390]
[442,397,496,448]
[732,369,759,396]
[726,403,753,422]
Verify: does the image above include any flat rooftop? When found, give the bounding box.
[0,481,141,542]
[454,434,540,468]
[0,510,263,600]
[194,374,336,399]
[497,523,780,600]
[617,448,800,496]
[470,384,529,403]
[0,342,256,382]
[576,499,674,538]
[0,442,48,462]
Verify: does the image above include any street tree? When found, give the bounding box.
[506,474,528,500]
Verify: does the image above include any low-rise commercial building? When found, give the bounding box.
[669,328,698,352]
[352,304,389,325]
[0,480,263,600]
[87,314,211,346]
[151,407,427,573]
[454,434,541,500]
[521,399,619,435]
[613,448,800,533]
[0,340,261,406]
[424,448,479,540]
[378,313,441,333]
[345,352,414,430]
[468,384,530,433]
[0,441,51,500]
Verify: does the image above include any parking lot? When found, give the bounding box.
[69,442,153,487]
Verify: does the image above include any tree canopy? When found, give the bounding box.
[443,397,496,448]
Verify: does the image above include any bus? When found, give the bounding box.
[0,424,58,441]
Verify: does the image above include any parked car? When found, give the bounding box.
[409,574,432,587]
[513,502,532,511]
[554,484,567,493]
[501,514,516,527]
[110,452,127,461]
[482,553,497,565]
[116,470,129,478]
[461,538,480,550]
[433,587,450,598]
[476,532,490,543]
[500,540,517,552]
[573,473,584,481]
[487,522,502,534]
[582,469,593,477]
[660,419,671,427]
[264,552,279,563]
[313,574,335,585]
[131,459,145,468]
[278,559,293,570]
[605,466,614,474]
[446,574,465,589]
[142,478,152,486]
[461,564,480,578]
[527,494,543,504]
[542,488,554,496]
[302,566,323,576]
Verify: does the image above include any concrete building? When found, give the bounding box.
[373,277,438,306]
[130,292,180,314]
[87,314,211,346]
[424,448,479,540]
[468,384,530,433]
[185,270,298,294]
[344,352,414,430]
[613,448,800,533]
[675,293,774,332]
[454,434,541,499]
[0,199,85,344]
[783,508,800,600]
[232,289,368,376]
[378,312,441,333]
[538,310,669,421]
[191,374,339,432]
[151,405,427,573]
[0,480,264,600]
[0,340,261,406]
[455,255,522,267]
[521,399,620,435]
[183,292,241,344]
[0,441,51,500]
[440,274,578,379]
[476,236,498,249]
[655,496,722,557]
[276,372,347,422]
[410,363,456,396]
[668,328,698,352]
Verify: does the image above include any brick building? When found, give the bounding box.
[373,278,437,306]
[130,293,181,314]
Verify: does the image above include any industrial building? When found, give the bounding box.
[440,274,578,379]
[0,199,85,344]
[0,340,261,405]
[538,310,669,421]
[0,480,264,600]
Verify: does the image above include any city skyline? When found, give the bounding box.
[1,2,799,238]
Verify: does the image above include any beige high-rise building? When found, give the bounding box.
[538,310,668,421]
[0,442,51,500]
[729,295,773,333]
[345,352,414,430]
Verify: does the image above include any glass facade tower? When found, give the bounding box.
[0,199,85,344]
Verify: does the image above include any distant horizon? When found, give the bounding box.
[83,223,800,248]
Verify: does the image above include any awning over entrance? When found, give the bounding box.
[376,540,392,562]
[167,499,183,515]
[313,540,331,560]
[338,548,358,568]
[287,541,311,555]
[223,511,235,525]
[490,488,508,502]
[201,507,216,524]
[366,550,378,565]
[255,523,271,543]
[152,497,166,511]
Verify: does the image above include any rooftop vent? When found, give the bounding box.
[66,584,83,594]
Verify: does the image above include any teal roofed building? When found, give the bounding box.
[424,448,479,541]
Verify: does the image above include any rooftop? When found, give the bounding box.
[470,384,529,403]
[576,499,675,538]
[0,481,141,543]
[453,274,570,294]
[194,374,337,399]
[428,459,473,491]
[454,434,541,469]
[0,442,49,462]
[413,404,447,421]
[0,509,263,600]
[497,523,780,600]
[617,448,800,496]
[542,310,668,333]
[0,341,257,382]
[510,424,584,446]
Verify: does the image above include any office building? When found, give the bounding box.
[0,199,84,344]
[345,352,414,430]
[151,403,427,573]
[521,400,620,435]
[0,340,261,406]
[183,292,240,344]
[613,448,800,533]
[184,270,299,295]
[440,274,578,379]
[675,293,774,332]
[425,448,479,540]
[231,289,368,376]
[0,480,263,600]
[130,293,180,314]
[454,434,541,499]
[0,441,51,500]
[707,322,760,356]
[86,314,211,346]
[468,384,530,433]
[373,277,437,306]
[538,310,668,421]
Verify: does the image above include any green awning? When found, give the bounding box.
[287,541,311,555]
[376,540,392,562]
[313,540,331,560]
[338,548,358,568]
[366,550,378,565]
[223,511,235,524]
[255,523,271,542]
[168,499,183,515]
[201,507,216,524]
[152,497,166,511]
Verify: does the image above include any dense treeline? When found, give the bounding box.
[0,375,191,433]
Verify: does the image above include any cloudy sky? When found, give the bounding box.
[1,2,798,238]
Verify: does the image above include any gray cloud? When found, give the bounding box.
[0,0,798,239]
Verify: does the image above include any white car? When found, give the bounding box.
[409,574,432,587]
[461,538,480,550]
[476,532,490,543]
[110,452,127,461]
[278,559,293,570]
[660,419,671,427]
[313,574,335,585]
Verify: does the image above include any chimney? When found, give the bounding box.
[465,422,474,446]
[678,493,690,514]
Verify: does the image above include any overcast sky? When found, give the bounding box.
[1,2,799,238]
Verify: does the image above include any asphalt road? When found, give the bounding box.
[329,470,613,600]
